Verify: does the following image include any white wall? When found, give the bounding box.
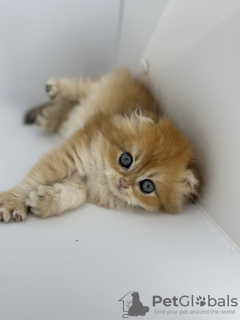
[117,0,169,73]
[1,0,240,247]
[140,0,240,247]
[0,0,121,109]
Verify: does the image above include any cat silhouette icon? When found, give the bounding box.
[128,291,149,316]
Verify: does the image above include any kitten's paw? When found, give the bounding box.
[26,185,60,218]
[0,192,27,222]
[46,79,58,100]
[24,102,53,125]
[0,208,11,222]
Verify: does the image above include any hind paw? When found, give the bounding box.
[46,79,58,99]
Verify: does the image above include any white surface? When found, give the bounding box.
[1,111,240,320]
[0,0,121,109]
[117,0,169,73]
[140,0,240,248]
[1,1,240,318]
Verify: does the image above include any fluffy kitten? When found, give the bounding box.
[0,69,201,222]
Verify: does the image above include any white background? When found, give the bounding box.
[1,1,240,320]
[0,0,121,109]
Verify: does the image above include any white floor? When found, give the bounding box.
[1,109,240,320]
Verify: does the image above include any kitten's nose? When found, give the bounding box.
[119,177,129,188]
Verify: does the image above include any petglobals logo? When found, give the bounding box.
[152,295,238,308]
[118,292,238,318]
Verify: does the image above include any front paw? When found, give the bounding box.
[46,79,59,100]
[26,185,60,218]
[0,192,27,222]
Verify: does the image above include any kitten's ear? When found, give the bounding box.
[181,160,201,203]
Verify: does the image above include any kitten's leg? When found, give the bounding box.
[25,77,98,132]
[0,141,82,222]
[58,99,94,139]
[25,99,78,132]
[46,77,99,102]
[26,173,87,218]
[44,78,99,138]
[24,102,52,124]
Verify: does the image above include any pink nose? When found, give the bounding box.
[119,177,129,188]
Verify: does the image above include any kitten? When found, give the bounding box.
[0,69,201,222]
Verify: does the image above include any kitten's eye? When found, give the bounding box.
[119,152,133,169]
[140,179,155,194]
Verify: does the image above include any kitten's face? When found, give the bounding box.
[104,114,200,213]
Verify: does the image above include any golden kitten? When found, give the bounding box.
[0,69,201,222]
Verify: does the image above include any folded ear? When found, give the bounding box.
[181,160,201,203]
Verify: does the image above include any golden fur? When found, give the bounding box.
[0,69,201,222]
